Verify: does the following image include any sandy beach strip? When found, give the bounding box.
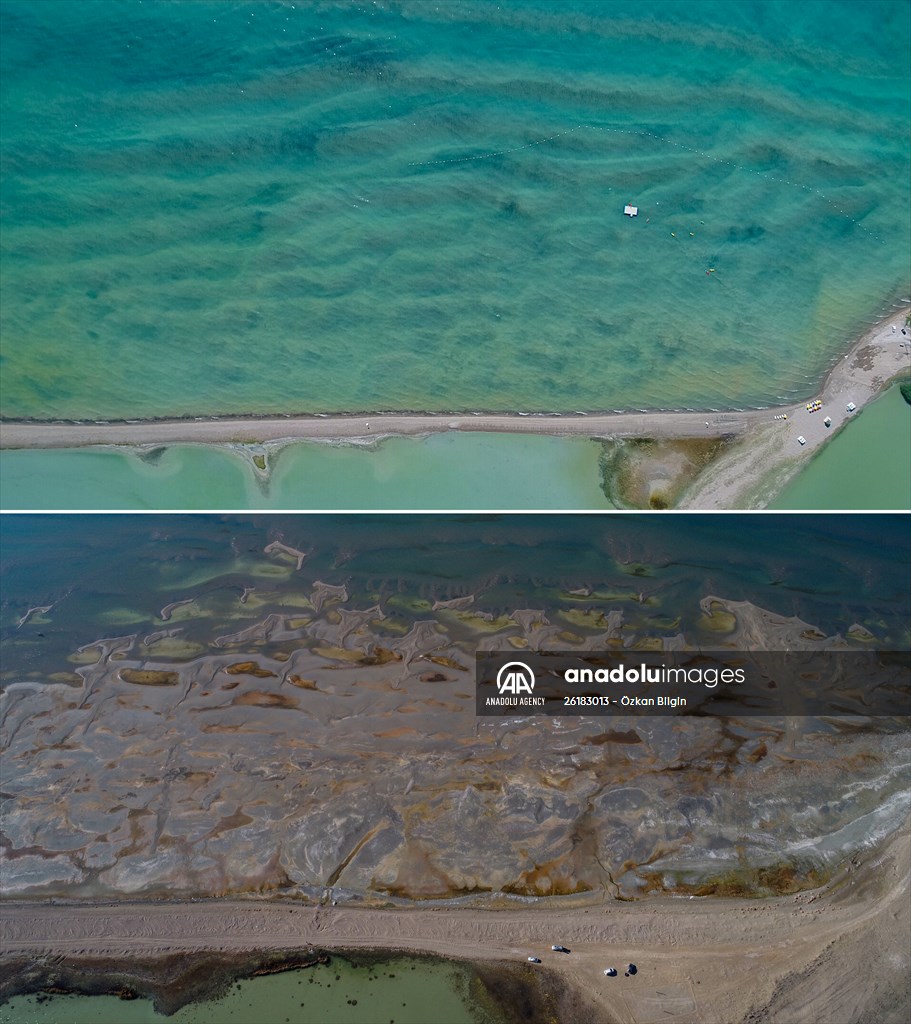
[1,312,908,460]
[0,408,760,448]
[2,824,908,1024]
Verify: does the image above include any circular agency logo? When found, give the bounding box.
[495,661,536,695]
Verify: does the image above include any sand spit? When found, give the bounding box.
[1,824,908,1024]
[263,541,307,570]
[681,309,911,508]
[1,312,907,509]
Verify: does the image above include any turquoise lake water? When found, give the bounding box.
[0,433,613,509]
[1,0,909,420]
[771,383,911,510]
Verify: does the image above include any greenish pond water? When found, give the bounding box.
[0,956,497,1024]
[771,383,911,510]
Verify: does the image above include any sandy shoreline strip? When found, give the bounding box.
[2,824,909,1024]
[2,312,908,459]
[2,311,908,508]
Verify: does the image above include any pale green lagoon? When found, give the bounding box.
[0,433,613,509]
[771,383,911,510]
[0,956,495,1024]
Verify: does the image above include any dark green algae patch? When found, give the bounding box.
[598,435,737,509]
[0,947,605,1024]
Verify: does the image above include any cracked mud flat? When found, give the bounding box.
[2,524,908,905]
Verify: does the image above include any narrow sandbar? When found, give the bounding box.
[2,312,908,510]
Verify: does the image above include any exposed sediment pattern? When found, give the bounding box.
[2,561,907,904]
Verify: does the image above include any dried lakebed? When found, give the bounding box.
[2,570,907,903]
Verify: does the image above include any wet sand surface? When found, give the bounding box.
[1,313,907,510]
[1,823,909,1024]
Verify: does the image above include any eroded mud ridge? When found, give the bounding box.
[2,545,908,903]
[0,949,330,1016]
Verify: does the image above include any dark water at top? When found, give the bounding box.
[2,514,909,678]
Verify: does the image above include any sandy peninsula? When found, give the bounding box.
[2,823,908,1024]
[1,310,907,508]
[681,308,911,508]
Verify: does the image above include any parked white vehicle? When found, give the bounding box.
[527,956,541,963]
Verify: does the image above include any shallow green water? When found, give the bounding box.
[771,383,911,509]
[1,1,909,419]
[0,956,493,1024]
[0,433,613,509]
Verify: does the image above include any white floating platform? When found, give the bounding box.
[624,204,638,217]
